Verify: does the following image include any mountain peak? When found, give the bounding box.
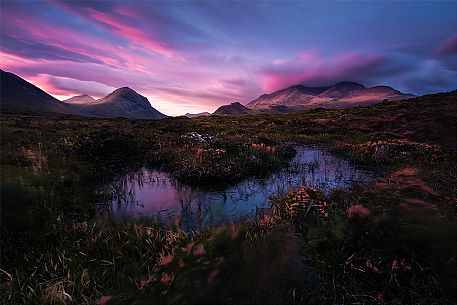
[102,87,149,106]
[93,87,166,119]
[369,85,397,92]
[333,81,365,87]
[64,94,96,104]
[320,81,366,99]
[109,87,139,97]
[114,86,134,92]
[214,102,251,115]
[330,81,366,91]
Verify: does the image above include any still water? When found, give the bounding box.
[97,145,373,229]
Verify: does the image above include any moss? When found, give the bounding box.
[1,91,456,304]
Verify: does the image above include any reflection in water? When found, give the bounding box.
[97,145,374,230]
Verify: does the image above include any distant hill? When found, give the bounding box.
[0,70,80,115]
[213,102,252,115]
[63,87,167,119]
[185,112,211,118]
[247,81,415,111]
[64,94,97,104]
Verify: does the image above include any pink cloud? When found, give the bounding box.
[28,74,116,98]
[272,58,286,65]
[85,8,174,58]
[1,11,157,74]
[1,50,262,115]
[297,50,320,63]
[0,51,146,89]
[259,51,384,92]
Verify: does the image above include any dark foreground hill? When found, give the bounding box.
[0,70,80,115]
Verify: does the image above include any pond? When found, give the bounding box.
[97,144,374,230]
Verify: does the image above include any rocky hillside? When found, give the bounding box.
[247,81,414,111]
[213,102,251,115]
[65,87,167,119]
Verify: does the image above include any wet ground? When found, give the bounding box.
[98,145,374,229]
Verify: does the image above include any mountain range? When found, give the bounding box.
[245,82,414,111]
[0,70,166,119]
[213,81,415,115]
[63,87,166,119]
[1,70,415,118]
[214,81,414,115]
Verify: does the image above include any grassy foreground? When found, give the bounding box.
[1,91,456,304]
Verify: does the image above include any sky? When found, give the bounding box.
[1,1,456,116]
